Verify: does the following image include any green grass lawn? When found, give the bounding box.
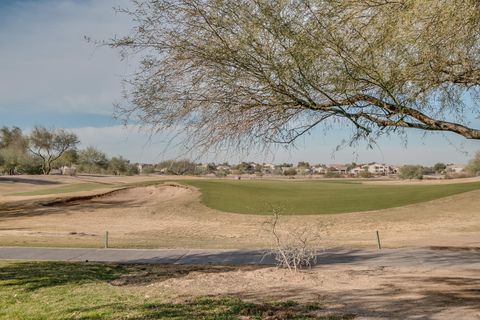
[0,261,350,320]
[182,179,480,215]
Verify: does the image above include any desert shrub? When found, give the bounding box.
[445,172,471,179]
[358,170,374,178]
[215,170,228,177]
[268,210,320,272]
[433,162,447,174]
[283,168,297,176]
[324,171,340,178]
[398,165,423,180]
[466,151,480,176]
[157,159,197,175]
[141,166,155,174]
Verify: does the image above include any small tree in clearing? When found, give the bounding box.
[28,127,79,175]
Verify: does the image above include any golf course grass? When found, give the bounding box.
[0,261,348,320]
[182,179,480,215]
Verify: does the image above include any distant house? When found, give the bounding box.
[389,166,400,175]
[349,165,366,175]
[60,166,76,176]
[350,163,398,176]
[261,163,275,174]
[446,164,466,173]
[328,165,348,174]
[216,165,231,171]
[312,165,327,174]
[365,163,390,175]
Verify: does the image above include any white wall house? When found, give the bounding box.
[349,166,366,175]
[60,166,76,176]
[350,163,398,176]
[365,163,390,175]
[328,165,349,174]
[446,164,466,173]
[312,166,327,174]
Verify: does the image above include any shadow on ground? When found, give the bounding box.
[0,261,264,290]
[229,275,480,319]
[1,260,479,319]
[0,177,61,185]
[0,189,140,219]
[65,297,348,320]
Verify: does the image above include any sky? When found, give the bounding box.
[0,0,479,165]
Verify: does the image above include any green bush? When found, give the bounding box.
[358,170,374,178]
[398,165,423,180]
[324,171,341,178]
[283,168,297,176]
[466,151,480,176]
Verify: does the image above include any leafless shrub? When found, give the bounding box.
[267,209,321,273]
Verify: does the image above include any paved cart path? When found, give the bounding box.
[0,246,479,267]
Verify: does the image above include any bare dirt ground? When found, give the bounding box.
[1,175,479,319]
[122,263,479,320]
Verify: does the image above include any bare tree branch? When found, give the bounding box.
[109,0,480,152]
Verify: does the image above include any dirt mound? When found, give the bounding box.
[41,185,193,207]
[94,185,191,205]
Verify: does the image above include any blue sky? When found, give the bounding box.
[0,0,479,165]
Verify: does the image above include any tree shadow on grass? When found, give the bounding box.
[0,261,265,291]
[0,261,126,291]
[68,297,352,320]
[227,275,480,319]
[109,264,264,286]
[0,177,61,185]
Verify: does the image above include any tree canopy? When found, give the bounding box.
[0,127,32,175]
[466,151,480,176]
[111,0,480,151]
[28,126,79,175]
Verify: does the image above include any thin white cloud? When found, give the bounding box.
[71,125,170,163]
[0,0,132,115]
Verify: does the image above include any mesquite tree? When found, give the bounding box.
[28,127,79,175]
[111,0,480,151]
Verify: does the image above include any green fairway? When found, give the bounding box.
[182,179,480,215]
[0,261,347,320]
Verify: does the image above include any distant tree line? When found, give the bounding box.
[0,126,138,176]
[2,125,480,179]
